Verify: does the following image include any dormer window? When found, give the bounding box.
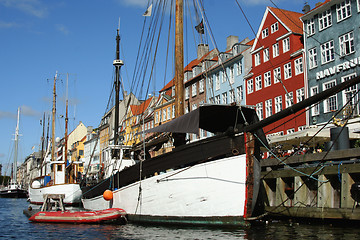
[271,22,278,33]
[262,28,269,38]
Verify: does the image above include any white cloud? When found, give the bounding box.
[0,0,48,18]
[0,111,16,119]
[0,20,18,28]
[20,105,41,118]
[56,24,69,35]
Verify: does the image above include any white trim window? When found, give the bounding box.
[271,22,279,33]
[287,128,295,135]
[162,109,166,122]
[319,9,332,31]
[215,73,220,90]
[247,79,253,94]
[296,88,305,103]
[208,76,213,88]
[256,102,263,120]
[273,42,279,58]
[274,96,282,113]
[358,0,360,12]
[254,52,261,66]
[229,66,234,84]
[192,103,197,111]
[264,71,271,87]
[323,80,337,113]
[336,0,351,22]
[294,57,303,75]
[306,18,315,36]
[274,67,281,83]
[167,107,171,120]
[155,111,159,124]
[236,86,243,102]
[222,92,228,104]
[284,62,292,79]
[283,37,290,53]
[229,89,235,103]
[221,70,226,83]
[308,48,318,69]
[339,31,354,57]
[255,75,262,91]
[263,48,269,62]
[185,86,190,99]
[237,62,242,75]
[265,99,273,118]
[215,95,220,104]
[192,83,197,97]
[310,86,320,116]
[262,28,269,38]
[342,73,358,115]
[321,40,335,64]
[199,79,204,93]
[172,105,175,118]
[285,92,293,108]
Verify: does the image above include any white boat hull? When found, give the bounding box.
[29,184,82,205]
[82,155,250,224]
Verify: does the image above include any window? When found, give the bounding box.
[285,92,293,108]
[57,165,62,171]
[274,67,281,83]
[255,75,262,91]
[342,73,358,115]
[264,71,271,87]
[229,89,235,103]
[192,83,197,97]
[247,79,253,94]
[287,128,295,135]
[215,73,220,90]
[263,48,269,62]
[185,87,190,99]
[221,70,227,83]
[167,107,171,120]
[215,95,220,104]
[307,18,315,36]
[262,28,269,38]
[265,99,272,118]
[358,0,360,12]
[222,92,228,104]
[283,37,290,53]
[256,102,263,120]
[273,43,279,58]
[236,86,243,102]
[323,80,337,112]
[229,66,234,84]
[208,76,213,88]
[199,79,204,93]
[319,9,332,31]
[237,62,242,75]
[308,48,318,69]
[79,150,84,156]
[192,103,197,111]
[284,62,292,79]
[274,96,282,113]
[172,105,175,118]
[294,57,303,75]
[337,0,351,22]
[254,53,261,66]
[321,40,335,64]
[155,112,158,124]
[339,31,354,56]
[296,88,305,103]
[271,22,279,33]
[162,109,166,121]
[310,86,319,116]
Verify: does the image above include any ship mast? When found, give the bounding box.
[113,24,124,146]
[12,107,20,184]
[65,73,69,182]
[174,0,184,118]
[51,72,57,174]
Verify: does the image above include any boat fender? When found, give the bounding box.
[232,148,240,155]
[103,190,113,201]
[350,182,360,203]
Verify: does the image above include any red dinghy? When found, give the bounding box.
[25,194,127,224]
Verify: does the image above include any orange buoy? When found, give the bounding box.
[103,190,113,201]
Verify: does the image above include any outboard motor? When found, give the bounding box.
[350,182,360,203]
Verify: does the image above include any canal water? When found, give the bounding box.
[1,198,360,240]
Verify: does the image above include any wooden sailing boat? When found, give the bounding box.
[28,72,82,206]
[0,108,28,198]
[81,0,360,226]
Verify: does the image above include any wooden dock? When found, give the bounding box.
[260,148,360,220]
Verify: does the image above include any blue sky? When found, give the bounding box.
[0,0,318,174]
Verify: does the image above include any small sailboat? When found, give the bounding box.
[0,108,28,198]
[24,194,127,224]
[28,73,82,206]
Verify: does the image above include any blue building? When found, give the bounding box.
[206,36,253,106]
[301,0,360,131]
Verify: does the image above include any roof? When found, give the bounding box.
[268,7,303,34]
[301,0,332,19]
[130,97,153,116]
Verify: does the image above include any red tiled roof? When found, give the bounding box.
[130,97,153,116]
[268,7,303,34]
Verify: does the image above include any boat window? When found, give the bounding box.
[57,165,63,171]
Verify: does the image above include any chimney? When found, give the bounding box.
[302,2,311,13]
[197,43,209,60]
[226,35,239,51]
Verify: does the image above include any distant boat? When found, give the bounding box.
[28,73,82,206]
[0,108,28,199]
[25,194,127,224]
